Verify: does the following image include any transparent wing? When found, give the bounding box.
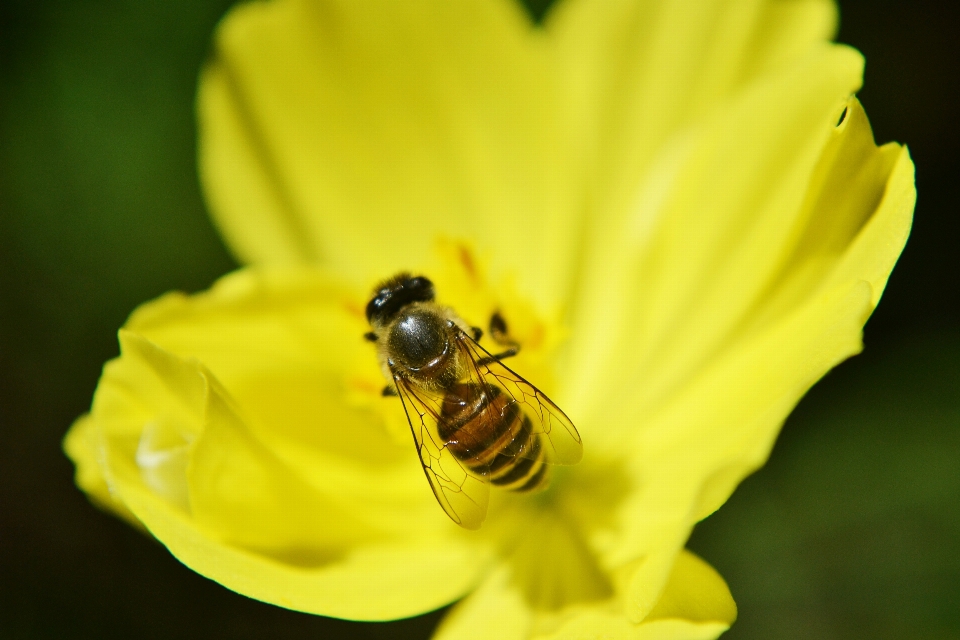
[457,330,583,466]
[394,374,490,530]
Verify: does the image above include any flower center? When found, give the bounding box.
[350,241,624,608]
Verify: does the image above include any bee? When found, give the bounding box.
[364,273,582,529]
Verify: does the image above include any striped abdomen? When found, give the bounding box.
[437,382,547,492]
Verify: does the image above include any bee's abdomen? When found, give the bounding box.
[438,383,547,492]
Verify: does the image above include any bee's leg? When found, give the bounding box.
[471,326,483,341]
[476,347,519,366]
[486,311,520,355]
[489,311,521,347]
[381,385,398,397]
[364,331,378,342]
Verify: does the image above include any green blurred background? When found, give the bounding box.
[0,1,957,638]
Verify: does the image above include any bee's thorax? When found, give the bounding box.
[385,306,459,386]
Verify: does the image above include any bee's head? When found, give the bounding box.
[366,273,435,326]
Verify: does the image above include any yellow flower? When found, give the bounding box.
[64,0,915,637]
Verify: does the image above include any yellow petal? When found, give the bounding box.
[566,91,914,610]
[552,0,837,229]
[198,0,582,312]
[612,278,873,621]
[198,0,836,315]
[560,77,914,623]
[64,268,494,620]
[124,269,418,504]
[684,112,914,525]
[119,472,489,620]
[646,550,736,625]
[100,330,381,550]
[531,549,734,639]
[742,98,909,324]
[433,566,533,640]
[539,615,728,640]
[432,551,733,640]
[805,103,915,308]
[552,48,912,620]
[62,413,144,531]
[565,42,867,424]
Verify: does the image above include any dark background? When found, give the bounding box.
[1,1,957,638]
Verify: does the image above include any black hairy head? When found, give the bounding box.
[365,273,435,325]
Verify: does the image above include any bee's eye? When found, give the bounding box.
[406,276,435,302]
[365,295,387,323]
[366,275,435,324]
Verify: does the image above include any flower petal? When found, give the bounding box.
[120,473,489,620]
[540,616,729,640]
[645,550,736,625]
[613,279,877,621]
[551,0,837,233]
[64,268,494,620]
[624,277,908,621]
[565,43,869,425]
[432,566,533,640]
[198,0,584,311]
[198,0,837,314]
[561,84,913,618]
[431,551,733,640]
[63,414,144,531]
[123,269,423,509]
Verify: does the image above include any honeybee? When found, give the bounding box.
[364,273,582,529]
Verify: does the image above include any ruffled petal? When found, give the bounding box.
[63,268,493,620]
[198,0,838,314]
[119,472,489,620]
[63,414,144,531]
[564,43,868,424]
[433,550,733,640]
[550,0,837,237]
[632,201,910,621]
[541,13,912,605]
[540,616,729,640]
[645,550,736,625]
[433,566,533,640]
[553,83,913,619]
[608,278,880,621]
